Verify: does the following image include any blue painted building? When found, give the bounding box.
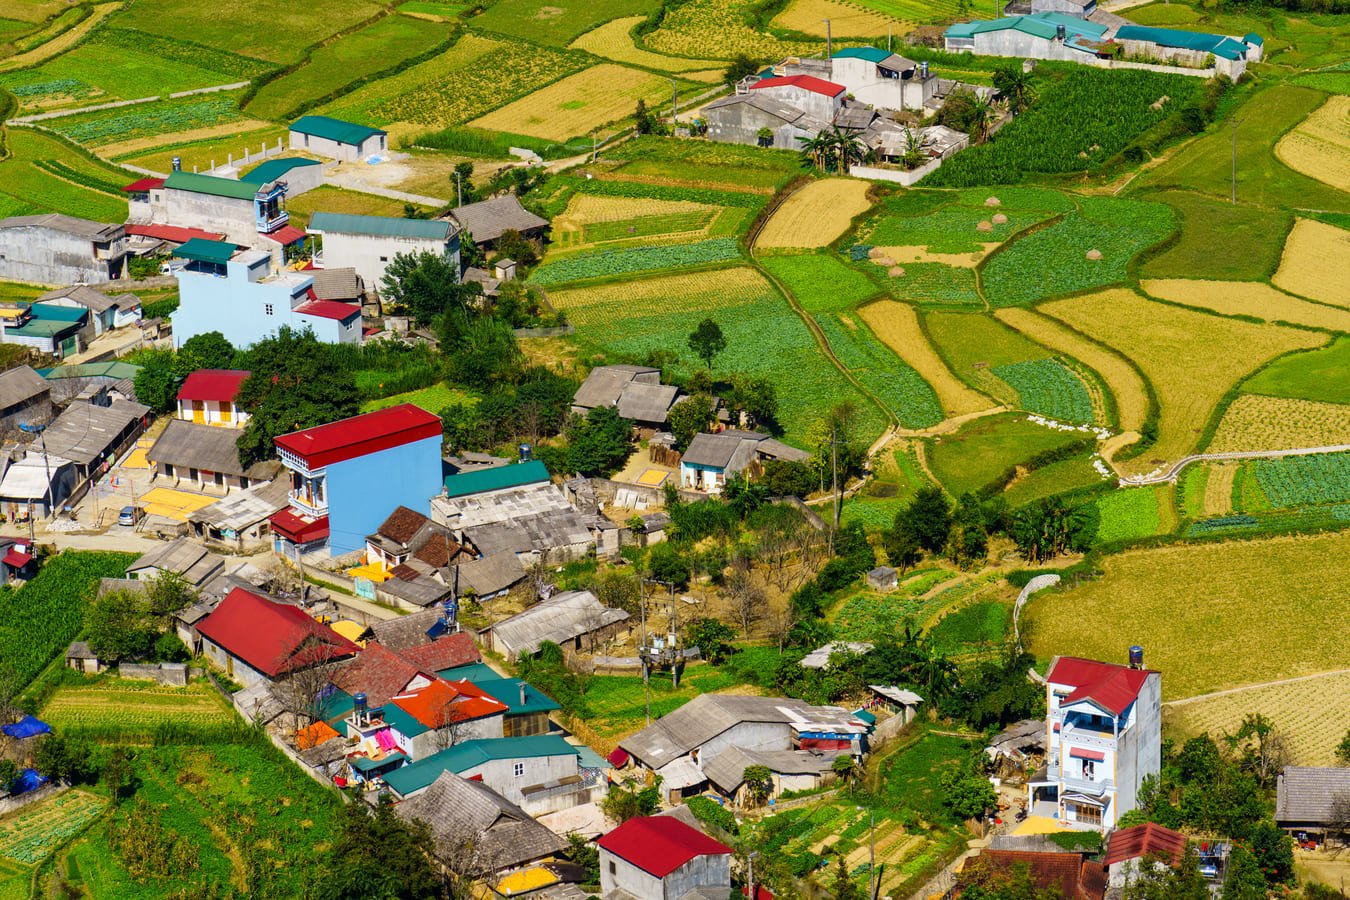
[170,238,361,349]
[271,403,444,557]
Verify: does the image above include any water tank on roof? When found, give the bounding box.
[172,156,182,172]
[920,60,929,78]
[353,692,368,723]
[519,443,532,462]
[1129,645,1145,669]
[1056,24,1067,41]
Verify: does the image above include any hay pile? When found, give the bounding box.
[888,266,905,277]
[992,213,1008,225]
[977,221,994,233]
[985,196,1001,207]
[1086,248,1103,260]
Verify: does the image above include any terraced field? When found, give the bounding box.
[41,680,232,731]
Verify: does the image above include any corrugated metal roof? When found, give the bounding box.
[174,238,238,264]
[443,459,549,497]
[239,157,322,185]
[164,171,259,201]
[384,735,579,796]
[832,46,891,62]
[1114,24,1247,59]
[308,211,451,241]
[290,115,385,146]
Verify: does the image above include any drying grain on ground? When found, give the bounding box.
[1272,218,1350,308]
[869,244,997,267]
[1143,278,1350,333]
[756,178,873,249]
[1275,95,1350,195]
[1206,394,1350,453]
[860,300,993,418]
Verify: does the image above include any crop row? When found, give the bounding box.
[48,98,244,147]
[1252,452,1350,508]
[867,260,980,306]
[0,792,105,864]
[4,78,94,99]
[643,0,818,60]
[992,359,1094,424]
[531,237,741,285]
[816,313,943,428]
[761,253,882,313]
[1095,487,1164,544]
[555,175,769,210]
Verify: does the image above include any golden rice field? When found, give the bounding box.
[756,178,873,249]
[548,266,774,325]
[1025,531,1350,701]
[1041,290,1324,472]
[995,306,1151,433]
[1143,278,1350,333]
[1202,462,1236,515]
[644,0,818,60]
[469,63,674,140]
[1272,218,1350,309]
[859,300,993,418]
[1206,393,1350,453]
[1166,671,1350,765]
[773,0,907,37]
[569,16,723,76]
[555,193,718,224]
[1274,95,1350,195]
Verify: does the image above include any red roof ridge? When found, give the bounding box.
[751,74,846,97]
[176,368,251,403]
[196,587,358,677]
[597,816,732,878]
[1049,656,1154,716]
[1103,822,1188,867]
[294,299,361,321]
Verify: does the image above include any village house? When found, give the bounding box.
[438,661,560,738]
[1276,766,1350,846]
[0,450,76,520]
[150,171,307,263]
[1102,822,1189,891]
[679,430,810,493]
[597,815,733,900]
[955,849,1107,899]
[481,590,631,659]
[38,395,150,482]
[701,745,842,806]
[308,267,364,304]
[449,195,549,249]
[36,285,141,335]
[1026,650,1162,831]
[395,771,568,884]
[0,366,52,436]
[195,586,360,688]
[307,212,459,293]
[572,365,682,430]
[350,505,468,609]
[175,369,251,428]
[703,92,829,150]
[270,404,444,558]
[0,214,127,284]
[382,733,584,807]
[452,552,528,603]
[147,418,280,494]
[289,115,387,161]
[239,157,324,198]
[0,303,90,359]
[171,239,361,348]
[749,74,846,123]
[126,537,226,587]
[826,47,938,111]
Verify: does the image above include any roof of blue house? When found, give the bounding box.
[290,115,385,145]
[239,157,322,185]
[174,237,238,265]
[1114,25,1248,59]
[832,46,892,62]
[383,734,580,796]
[1243,31,1263,44]
[443,459,549,497]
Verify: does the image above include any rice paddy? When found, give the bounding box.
[468,64,679,141]
[551,193,722,248]
[859,300,993,419]
[1142,278,1350,334]
[1271,218,1350,309]
[568,16,723,74]
[756,178,874,249]
[1207,394,1350,454]
[643,0,819,60]
[1274,94,1350,196]
[772,0,906,37]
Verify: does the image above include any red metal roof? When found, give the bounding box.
[294,299,361,322]
[121,177,165,193]
[196,587,359,677]
[274,404,442,469]
[391,677,507,728]
[607,747,630,767]
[1103,823,1188,867]
[270,509,330,543]
[176,368,251,403]
[400,633,480,671]
[751,74,846,97]
[125,223,224,243]
[1048,657,1153,716]
[1069,748,1105,761]
[596,816,732,878]
[265,224,308,246]
[2,550,32,568]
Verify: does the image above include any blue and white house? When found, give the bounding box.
[271,403,444,557]
[170,238,361,349]
[679,430,810,494]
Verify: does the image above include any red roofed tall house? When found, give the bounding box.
[270,403,444,559]
[176,369,251,428]
[1028,648,1162,831]
[597,816,733,900]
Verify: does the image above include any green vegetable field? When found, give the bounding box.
[992,359,1094,424]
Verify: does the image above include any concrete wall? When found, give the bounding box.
[295,308,362,344]
[1031,0,1095,15]
[177,399,248,428]
[851,159,942,186]
[290,130,386,162]
[460,752,579,806]
[401,712,505,761]
[171,261,320,348]
[0,224,124,284]
[600,851,731,900]
[753,84,840,122]
[831,58,936,111]
[697,721,793,767]
[118,662,189,686]
[202,637,268,688]
[326,435,443,556]
[317,231,460,295]
[602,851,664,900]
[948,34,1237,78]
[155,459,251,493]
[1115,672,1162,827]
[706,103,815,151]
[161,189,258,247]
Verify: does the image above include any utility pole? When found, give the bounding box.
[639,576,650,725]
[591,130,598,163]
[747,851,758,900]
[869,806,876,900]
[888,24,892,52]
[823,19,832,59]
[454,170,462,208]
[1230,117,1243,204]
[671,78,678,126]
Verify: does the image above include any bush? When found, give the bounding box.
[686,796,739,835]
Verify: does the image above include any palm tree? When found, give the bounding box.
[993,65,1036,115]
[967,93,995,144]
[796,131,835,171]
[830,127,870,174]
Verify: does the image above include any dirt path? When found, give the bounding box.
[897,405,1009,439]
[1164,668,1350,707]
[0,3,120,73]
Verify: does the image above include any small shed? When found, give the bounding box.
[1276,766,1350,844]
[869,685,924,724]
[866,566,898,592]
[288,115,386,161]
[65,641,102,674]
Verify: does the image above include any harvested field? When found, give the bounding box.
[1143,278,1350,333]
[870,244,995,267]
[569,16,722,72]
[1040,290,1324,472]
[552,192,720,247]
[773,0,905,36]
[860,300,992,418]
[1025,531,1350,700]
[756,178,873,249]
[556,192,716,224]
[1272,219,1350,309]
[996,307,1150,433]
[1207,394,1350,453]
[645,0,818,59]
[468,63,673,140]
[1166,671,1350,766]
[1203,462,1236,515]
[0,3,117,73]
[1275,95,1350,195]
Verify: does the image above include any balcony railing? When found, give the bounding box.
[288,491,327,518]
[1061,721,1118,750]
[1060,774,1114,796]
[257,210,291,233]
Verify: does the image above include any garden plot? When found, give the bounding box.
[995,307,1150,434]
[44,95,245,147]
[1275,95,1350,195]
[1167,671,1350,766]
[1252,451,1350,509]
[0,790,105,866]
[773,0,905,36]
[991,359,1094,425]
[1143,279,1350,334]
[1139,191,1293,283]
[927,412,1088,497]
[852,0,967,25]
[1041,290,1324,473]
[859,301,991,418]
[551,193,723,249]
[531,237,741,285]
[1272,218,1350,309]
[643,0,819,60]
[470,0,660,46]
[41,681,232,731]
[569,16,722,74]
[816,311,943,429]
[761,253,883,313]
[547,267,882,443]
[922,311,1057,408]
[756,179,873,249]
[0,129,128,226]
[1241,338,1350,407]
[1207,394,1350,454]
[1095,486,1168,545]
[607,137,800,193]
[869,261,980,306]
[864,189,1069,257]
[469,64,680,141]
[1025,531,1350,700]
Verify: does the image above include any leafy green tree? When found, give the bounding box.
[992,64,1036,115]
[601,781,661,823]
[1245,821,1294,885]
[687,318,727,370]
[646,542,691,588]
[946,493,989,568]
[320,798,444,900]
[832,852,863,900]
[449,315,522,387]
[380,250,479,326]
[723,53,761,88]
[146,570,196,619]
[940,756,997,830]
[726,373,779,429]
[176,331,237,374]
[904,487,952,553]
[687,617,736,664]
[491,229,539,268]
[1227,712,1287,790]
[86,590,157,662]
[35,733,95,785]
[634,98,657,135]
[722,474,768,519]
[668,394,715,449]
[0,759,17,793]
[832,754,858,795]
[235,327,361,466]
[565,407,633,477]
[884,517,922,572]
[742,764,773,806]
[761,459,814,498]
[132,349,180,414]
[565,833,599,887]
[102,747,134,805]
[1338,727,1350,764]
[1121,850,1211,900]
[1222,845,1266,900]
[1011,496,1097,562]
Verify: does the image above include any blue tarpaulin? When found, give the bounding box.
[2,715,51,739]
[10,769,46,795]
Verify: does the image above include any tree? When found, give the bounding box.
[565,407,633,477]
[832,754,858,795]
[725,563,765,636]
[34,733,95,785]
[646,541,691,588]
[946,493,989,568]
[272,659,341,730]
[601,780,660,823]
[1120,851,1211,900]
[1245,821,1294,886]
[176,331,237,374]
[725,374,778,430]
[450,160,477,204]
[904,487,952,554]
[634,98,657,135]
[380,250,479,326]
[940,757,997,832]
[756,126,774,147]
[0,759,17,793]
[830,127,870,174]
[992,64,1036,115]
[687,617,736,664]
[1010,496,1097,562]
[723,53,760,88]
[449,314,522,387]
[687,318,727,370]
[132,349,180,414]
[565,832,599,887]
[884,518,922,572]
[85,590,157,662]
[742,765,772,806]
[102,747,134,805]
[1338,727,1350,764]
[491,229,539,269]
[968,92,995,143]
[761,459,814,498]
[937,89,979,133]
[1227,713,1288,790]
[832,852,862,900]
[145,570,196,619]
[1221,845,1266,900]
[235,327,361,466]
[668,394,715,449]
[797,130,835,171]
[320,798,445,900]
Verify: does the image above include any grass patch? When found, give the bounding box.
[471,0,661,46]
[929,601,1010,654]
[1095,486,1166,544]
[1240,338,1350,406]
[1139,191,1294,282]
[927,412,1086,497]
[1001,452,1105,506]
[359,383,477,414]
[923,311,1054,407]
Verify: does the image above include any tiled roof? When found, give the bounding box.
[196,587,358,677]
[1276,767,1350,824]
[1048,656,1153,716]
[401,633,481,671]
[597,816,731,878]
[449,195,548,244]
[331,642,422,707]
[1103,823,1187,867]
[176,368,250,403]
[377,505,432,546]
[968,850,1107,899]
[274,403,441,468]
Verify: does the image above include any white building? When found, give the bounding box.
[307,212,460,294]
[288,115,387,161]
[0,214,126,284]
[748,74,846,123]
[827,47,937,111]
[1027,650,1162,831]
[597,816,733,900]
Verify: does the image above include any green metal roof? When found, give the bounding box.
[174,238,238,265]
[1243,32,1263,44]
[437,663,560,715]
[832,46,891,62]
[290,115,385,146]
[1114,25,1247,59]
[37,361,141,380]
[30,303,87,323]
[443,459,549,497]
[439,662,497,682]
[382,702,428,739]
[948,12,1106,42]
[239,157,322,185]
[351,751,406,772]
[852,708,877,725]
[383,735,579,796]
[307,211,451,241]
[164,171,260,201]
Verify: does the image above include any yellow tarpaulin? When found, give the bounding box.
[636,468,670,487]
[1012,816,1071,835]
[495,867,557,895]
[330,620,368,644]
[347,562,389,583]
[120,448,151,469]
[138,487,219,522]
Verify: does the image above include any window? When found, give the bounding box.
[608,862,616,876]
[513,762,525,777]
[1081,760,1095,780]
[265,303,274,316]
[379,255,388,262]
